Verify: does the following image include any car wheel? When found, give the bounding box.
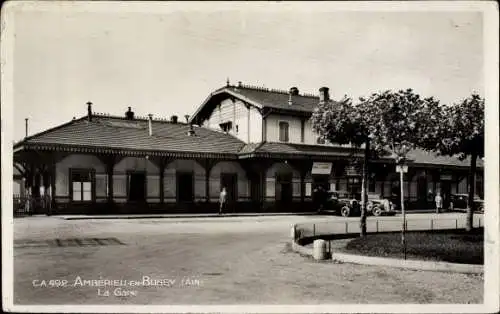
[372,206,382,216]
[341,206,350,217]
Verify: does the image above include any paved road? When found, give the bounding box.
[11,214,483,305]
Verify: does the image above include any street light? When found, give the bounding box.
[393,143,410,260]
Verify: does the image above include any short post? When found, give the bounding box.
[376,220,379,233]
[345,221,348,234]
[313,224,316,237]
[430,219,433,231]
[313,239,327,260]
[291,224,297,241]
[456,219,458,229]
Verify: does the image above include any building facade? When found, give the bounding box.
[13,82,483,215]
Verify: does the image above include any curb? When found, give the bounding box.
[291,240,483,274]
[330,252,483,274]
[60,212,316,220]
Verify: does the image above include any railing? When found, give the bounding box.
[13,195,51,217]
[294,215,484,241]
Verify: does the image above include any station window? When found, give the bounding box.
[279,122,289,142]
[71,169,94,202]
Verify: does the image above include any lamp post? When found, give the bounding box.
[393,143,410,260]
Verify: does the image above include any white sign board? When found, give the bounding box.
[440,174,452,181]
[311,162,332,175]
[396,165,408,173]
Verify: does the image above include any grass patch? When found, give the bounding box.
[343,228,483,265]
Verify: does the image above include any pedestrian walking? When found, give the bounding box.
[219,187,227,215]
[435,192,443,213]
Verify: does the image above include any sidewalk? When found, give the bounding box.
[59,212,317,220]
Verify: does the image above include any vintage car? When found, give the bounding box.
[449,194,484,212]
[366,193,396,216]
[322,190,361,217]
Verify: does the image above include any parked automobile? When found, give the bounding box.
[366,193,397,216]
[321,190,360,217]
[449,194,484,212]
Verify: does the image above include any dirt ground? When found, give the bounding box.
[12,215,483,305]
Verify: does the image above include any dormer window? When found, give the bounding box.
[279,121,289,142]
[219,121,232,133]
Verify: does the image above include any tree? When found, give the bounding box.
[311,96,373,237]
[419,94,484,231]
[312,89,441,238]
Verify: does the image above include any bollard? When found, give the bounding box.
[313,239,327,260]
[291,225,297,240]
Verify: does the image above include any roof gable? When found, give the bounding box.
[190,83,323,124]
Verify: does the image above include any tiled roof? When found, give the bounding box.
[190,84,324,124]
[15,115,246,157]
[239,142,362,159]
[222,85,320,113]
[406,149,484,168]
[239,142,483,168]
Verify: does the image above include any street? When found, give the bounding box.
[12,213,483,304]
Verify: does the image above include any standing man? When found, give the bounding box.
[435,192,443,214]
[219,186,227,215]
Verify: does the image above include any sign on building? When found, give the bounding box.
[440,174,452,180]
[396,165,408,173]
[311,162,332,175]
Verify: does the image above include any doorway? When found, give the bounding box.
[312,175,330,191]
[276,173,293,204]
[221,173,237,212]
[417,176,427,208]
[441,181,452,209]
[128,172,146,202]
[177,172,194,203]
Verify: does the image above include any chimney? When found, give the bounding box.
[288,87,299,106]
[170,115,178,123]
[187,124,195,136]
[184,115,190,123]
[148,114,153,136]
[319,87,330,103]
[125,107,135,120]
[87,101,93,121]
[25,118,28,138]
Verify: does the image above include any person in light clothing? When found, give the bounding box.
[435,192,443,213]
[219,187,227,215]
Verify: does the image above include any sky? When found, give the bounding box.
[7,2,484,142]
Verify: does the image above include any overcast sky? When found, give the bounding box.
[9,2,484,142]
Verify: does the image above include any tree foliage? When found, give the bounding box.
[427,94,484,160]
[311,89,442,237]
[419,93,484,231]
[359,89,442,159]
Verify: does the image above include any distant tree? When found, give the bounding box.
[419,94,484,231]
